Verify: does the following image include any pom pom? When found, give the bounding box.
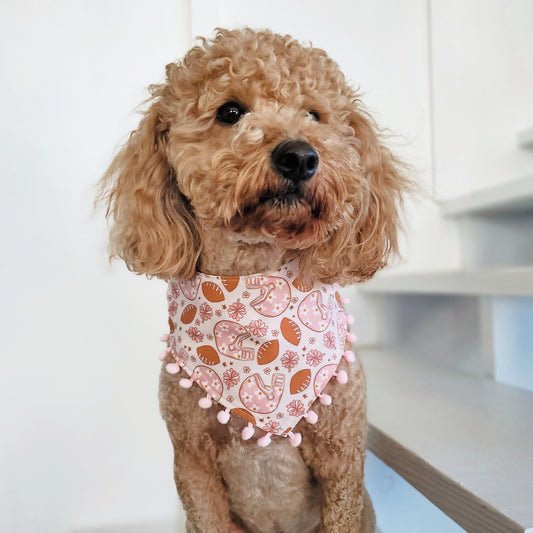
[241,423,255,440]
[165,362,181,374]
[319,393,332,406]
[346,314,355,325]
[179,378,194,389]
[159,348,171,361]
[217,409,231,424]
[304,410,318,424]
[335,370,348,384]
[340,296,350,305]
[343,350,355,363]
[160,333,170,342]
[346,332,357,343]
[257,433,272,447]
[288,432,302,447]
[198,395,212,409]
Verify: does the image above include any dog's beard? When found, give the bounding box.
[228,183,332,246]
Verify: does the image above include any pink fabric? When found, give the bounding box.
[165,259,352,438]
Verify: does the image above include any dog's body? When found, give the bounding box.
[100,28,409,532]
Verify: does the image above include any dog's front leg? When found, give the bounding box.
[172,449,235,533]
[299,360,376,533]
[160,371,235,533]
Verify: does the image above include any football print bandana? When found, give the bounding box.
[160,259,356,447]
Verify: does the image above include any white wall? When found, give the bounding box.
[0,1,190,532]
[431,0,533,200]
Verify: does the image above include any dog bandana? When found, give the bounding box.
[159,259,357,447]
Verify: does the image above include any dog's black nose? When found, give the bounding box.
[271,140,319,183]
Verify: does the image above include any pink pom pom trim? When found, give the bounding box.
[241,423,255,440]
[257,433,272,447]
[160,333,170,342]
[304,410,318,424]
[288,432,302,447]
[165,362,181,374]
[318,393,332,406]
[179,377,194,389]
[217,408,231,424]
[198,395,213,409]
[346,332,357,343]
[335,369,348,384]
[343,350,355,363]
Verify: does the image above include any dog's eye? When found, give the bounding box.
[307,110,320,122]
[216,101,247,125]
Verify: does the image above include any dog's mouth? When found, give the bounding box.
[246,181,313,212]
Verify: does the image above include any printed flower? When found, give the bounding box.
[286,270,293,278]
[215,309,222,317]
[168,301,178,316]
[243,366,251,374]
[199,303,212,321]
[323,331,336,349]
[186,327,204,343]
[223,368,240,387]
[248,319,268,337]
[195,319,201,326]
[281,350,299,371]
[276,412,284,419]
[242,291,250,298]
[227,395,234,403]
[287,399,305,417]
[228,299,246,320]
[263,420,281,434]
[306,349,324,367]
[272,329,279,337]
[263,367,271,375]
[170,283,180,298]
[309,337,316,344]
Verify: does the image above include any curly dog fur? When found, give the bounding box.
[99,28,409,533]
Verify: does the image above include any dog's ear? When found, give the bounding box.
[303,103,411,285]
[98,85,201,280]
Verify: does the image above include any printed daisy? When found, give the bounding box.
[248,319,268,337]
[170,283,180,298]
[306,349,324,367]
[323,331,336,349]
[263,420,281,434]
[223,368,240,387]
[186,327,204,343]
[228,299,246,320]
[168,301,178,316]
[199,302,212,321]
[287,399,305,417]
[281,351,299,371]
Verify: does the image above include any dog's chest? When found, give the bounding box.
[218,430,321,533]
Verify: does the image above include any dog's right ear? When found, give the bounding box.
[97,84,201,280]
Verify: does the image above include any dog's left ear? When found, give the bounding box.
[97,81,201,280]
[303,102,412,285]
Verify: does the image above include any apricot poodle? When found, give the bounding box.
[99,28,409,533]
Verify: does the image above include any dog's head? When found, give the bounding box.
[99,28,410,284]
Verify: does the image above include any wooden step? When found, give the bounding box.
[360,349,533,533]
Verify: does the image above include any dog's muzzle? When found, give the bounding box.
[271,140,319,183]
